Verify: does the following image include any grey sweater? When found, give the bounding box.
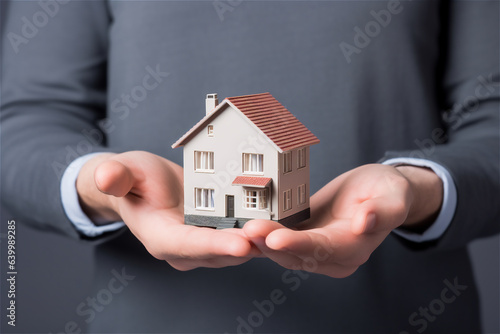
[1,1,498,332]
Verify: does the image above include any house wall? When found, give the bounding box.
[183,105,279,220]
[277,147,311,220]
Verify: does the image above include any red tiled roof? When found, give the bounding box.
[226,93,320,151]
[232,176,272,188]
[172,92,319,151]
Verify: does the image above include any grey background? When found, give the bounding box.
[0,0,498,333]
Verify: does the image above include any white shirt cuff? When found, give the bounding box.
[60,152,125,237]
[382,158,457,243]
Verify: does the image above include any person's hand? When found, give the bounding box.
[243,164,443,278]
[77,151,259,270]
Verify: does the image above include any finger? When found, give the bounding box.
[243,220,295,256]
[243,219,284,240]
[258,226,361,277]
[269,219,385,267]
[146,221,255,261]
[171,227,253,259]
[94,160,134,197]
[245,220,369,276]
[243,220,307,269]
[218,228,264,257]
[351,195,410,235]
[266,226,340,263]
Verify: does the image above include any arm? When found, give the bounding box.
[244,164,443,278]
[1,1,258,269]
[75,151,259,270]
[383,0,500,249]
[243,1,499,277]
[1,0,113,238]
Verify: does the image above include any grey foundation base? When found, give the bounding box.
[184,208,310,229]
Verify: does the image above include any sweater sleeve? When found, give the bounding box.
[383,0,499,250]
[1,0,114,238]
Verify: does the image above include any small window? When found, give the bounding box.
[283,152,292,174]
[297,148,306,169]
[297,184,306,205]
[283,189,292,211]
[195,188,215,210]
[243,153,263,174]
[195,151,214,172]
[208,125,214,137]
[243,189,268,210]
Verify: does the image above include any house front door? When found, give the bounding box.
[226,195,234,217]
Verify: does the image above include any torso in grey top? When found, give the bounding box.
[1,1,498,333]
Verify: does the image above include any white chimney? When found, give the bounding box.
[205,93,218,115]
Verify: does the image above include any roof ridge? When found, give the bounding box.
[226,92,271,101]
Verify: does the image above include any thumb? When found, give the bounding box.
[94,159,135,197]
[351,197,409,235]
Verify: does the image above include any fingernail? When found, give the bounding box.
[365,213,376,232]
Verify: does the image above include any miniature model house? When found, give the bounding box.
[172,93,320,229]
